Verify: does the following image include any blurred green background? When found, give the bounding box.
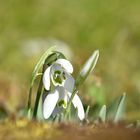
[0,0,140,121]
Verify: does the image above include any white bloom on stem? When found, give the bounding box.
[43,58,85,120]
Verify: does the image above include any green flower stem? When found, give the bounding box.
[32,66,47,119]
[27,87,32,112]
[27,73,43,114]
[27,47,55,116]
[32,57,53,119]
[32,76,44,119]
[85,105,90,119]
[64,89,77,119]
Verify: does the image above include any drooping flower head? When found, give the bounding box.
[43,58,85,120]
[43,59,74,91]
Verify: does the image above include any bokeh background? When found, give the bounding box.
[0,0,140,121]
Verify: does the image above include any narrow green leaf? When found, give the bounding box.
[85,105,90,119]
[99,105,106,123]
[36,92,44,121]
[30,46,56,87]
[76,50,99,88]
[106,97,119,120]
[114,93,126,123]
[27,46,55,113]
[27,108,32,120]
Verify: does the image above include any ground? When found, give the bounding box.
[0,118,139,140]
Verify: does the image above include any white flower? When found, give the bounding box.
[42,59,85,120]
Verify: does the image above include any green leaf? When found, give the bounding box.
[85,105,90,119]
[36,92,44,121]
[27,108,32,120]
[106,97,120,120]
[30,46,56,87]
[99,105,106,123]
[27,46,55,114]
[76,50,99,88]
[114,93,126,123]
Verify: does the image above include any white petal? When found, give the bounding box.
[63,73,75,93]
[67,92,85,120]
[50,64,63,86]
[55,59,73,73]
[58,86,65,101]
[51,63,63,73]
[64,94,68,106]
[43,66,51,90]
[58,87,68,108]
[43,87,59,119]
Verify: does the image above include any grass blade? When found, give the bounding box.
[99,105,106,123]
[114,93,126,123]
[85,105,90,119]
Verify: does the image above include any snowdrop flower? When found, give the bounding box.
[43,59,85,120]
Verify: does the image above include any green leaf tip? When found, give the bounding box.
[99,105,106,123]
[80,50,99,75]
[85,105,90,119]
[27,108,32,120]
[76,50,99,88]
[114,93,126,123]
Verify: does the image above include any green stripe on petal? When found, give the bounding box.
[58,100,67,108]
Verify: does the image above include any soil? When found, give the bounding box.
[0,118,139,140]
